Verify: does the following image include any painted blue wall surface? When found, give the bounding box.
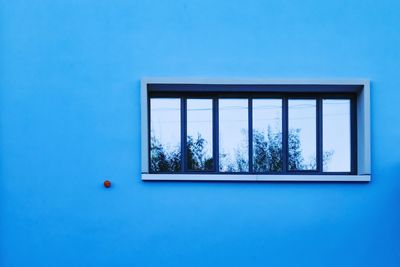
[1,0,400,266]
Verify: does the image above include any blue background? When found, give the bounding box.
[1,0,400,266]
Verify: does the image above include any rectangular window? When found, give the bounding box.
[149,95,354,175]
[288,99,317,171]
[252,99,282,172]
[150,98,181,172]
[186,99,214,171]
[219,99,249,172]
[142,80,371,182]
[323,99,351,172]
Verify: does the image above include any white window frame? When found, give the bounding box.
[141,78,371,182]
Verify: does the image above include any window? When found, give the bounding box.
[186,99,214,171]
[219,99,249,172]
[141,79,371,182]
[150,98,181,172]
[253,99,282,172]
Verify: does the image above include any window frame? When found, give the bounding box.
[141,79,371,182]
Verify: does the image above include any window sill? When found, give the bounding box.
[141,174,371,182]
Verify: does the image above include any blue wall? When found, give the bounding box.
[1,1,400,266]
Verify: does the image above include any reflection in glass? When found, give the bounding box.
[288,99,317,170]
[253,99,282,172]
[150,98,181,172]
[323,99,351,172]
[187,99,213,171]
[219,99,249,172]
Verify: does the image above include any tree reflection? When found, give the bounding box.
[253,127,282,172]
[150,129,333,173]
[288,128,334,170]
[187,134,213,171]
[150,135,181,172]
[218,128,248,172]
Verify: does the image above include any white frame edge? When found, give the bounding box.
[357,81,371,175]
[141,79,149,173]
[142,174,371,182]
[141,78,371,182]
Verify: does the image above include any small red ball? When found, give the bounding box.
[104,180,111,188]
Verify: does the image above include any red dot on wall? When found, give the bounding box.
[104,180,111,188]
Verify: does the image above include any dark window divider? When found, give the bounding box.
[147,95,152,173]
[213,98,219,172]
[181,98,187,173]
[317,97,323,172]
[282,97,288,173]
[351,96,358,174]
[248,98,253,173]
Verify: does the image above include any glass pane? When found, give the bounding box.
[253,99,282,172]
[288,99,317,170]
[150,98,181,172]
[187,99,213,171]
[323,99,351,172]
[219,99,249,172]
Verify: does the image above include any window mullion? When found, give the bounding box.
[351,96,358,174]
[181,97,187,173]
[317,97,323,173]
[213,98,219,173]
[282,97,288,173]
[248,98,253,173]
